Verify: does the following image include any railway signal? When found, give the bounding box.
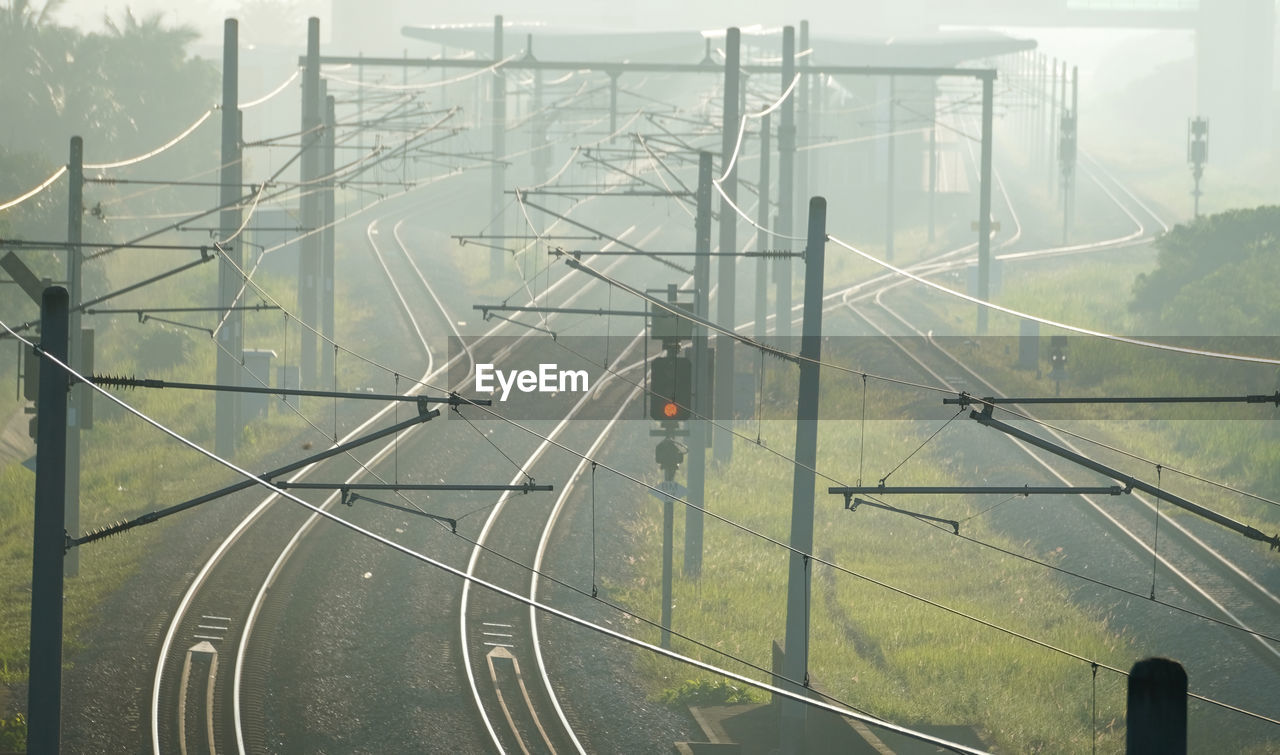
[1048,335,1068,395]
[1188,116,1209,218]
[655,437,685,480]
[649,353,693,423]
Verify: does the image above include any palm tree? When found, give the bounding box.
[0,0,76,154]
[2,0,66,30]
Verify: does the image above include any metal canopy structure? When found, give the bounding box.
[307,37,1001,329]
[306,53,997,81]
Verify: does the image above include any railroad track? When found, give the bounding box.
[832,146,1280,738]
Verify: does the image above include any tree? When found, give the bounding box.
[1129,206,1280,335]
[0,3,218,238]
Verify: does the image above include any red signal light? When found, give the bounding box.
[662,401,679,419]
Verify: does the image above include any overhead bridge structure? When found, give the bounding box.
[921,0,1273,162]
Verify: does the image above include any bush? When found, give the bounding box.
[658,677,763,707]
[0,712,26,752]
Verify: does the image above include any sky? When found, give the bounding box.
[44,0,1200,103]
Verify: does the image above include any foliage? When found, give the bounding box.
[657,677,763,707]
[0,712,25,752]
[1130,206,1280,334]
[0,2,219,239]
[614,419,1132,753]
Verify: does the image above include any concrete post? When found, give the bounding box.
[713,27,740,464]
[976,75,994,335]
[216,18,243,457]
[755,112,771,335]
[28,286,70,754]
[490,15,506,279]
[780,197,827,754]
[776,25,796,341]
[685,152,713,578]
[299,18,321,388]
[64,137,82,577]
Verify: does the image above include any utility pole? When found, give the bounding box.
[490,14,506,279]
[299,17,321,389]
[216,18,242,458]
[976,74,994,335]
[28,287,70,754]
[713,27,740,465]
[885,75,896,261]
[64,136,82,577]
[685,152,713,578]
[780,196,827,754]
[755,112,770,335]
[320,91,336,384]
[776,24,797,341]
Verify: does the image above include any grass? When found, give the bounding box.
[911,252,1280,533]
[611,418,1132,752]
[607,199,1280,751]
[0,231,388,709]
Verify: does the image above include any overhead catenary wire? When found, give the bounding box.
[45,287,1280,731]
[440,378,1280,728]
[52,159,1280,752]
[185,84,1280,563]
[529,147,1280,675]
[323,52,520,91]
[10,321,985,753]
[2,68,301,214]
[699,89,1276,367]
[209,82,643,354]
[45,56,1274,737]
[0,166,68,212]
[900,498,1280,650]
[824,237,1278,367]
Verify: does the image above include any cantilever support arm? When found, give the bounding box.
[970,407,1280,551]
[71,409,441,548]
